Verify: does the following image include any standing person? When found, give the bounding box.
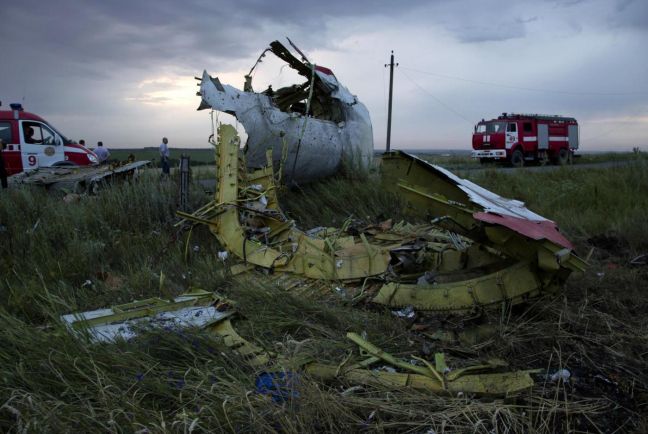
[93,141,111,164]
[0,139,7,189]
[159,137,170,176]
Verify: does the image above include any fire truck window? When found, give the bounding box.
[523,122,532,132]
[0,122,12,143]
[507,123,517,132]
[39,124,56,145]
[479,122,506,133]
[23,123,55,145]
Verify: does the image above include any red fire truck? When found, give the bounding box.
[0,103,98,176]
[471,113,579,166]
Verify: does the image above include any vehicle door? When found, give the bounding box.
[21,121,64,170]
[505,122,518,149]
[521,121,536,151]
[0,120,22,175]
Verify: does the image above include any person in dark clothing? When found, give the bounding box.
[0,139,8,189]
[23,125,41,144]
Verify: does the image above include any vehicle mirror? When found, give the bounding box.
[55,136,62,146]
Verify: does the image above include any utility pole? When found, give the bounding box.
[385,50,398,152]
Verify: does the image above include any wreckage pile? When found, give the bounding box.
[61,124,588,399]
[8,160,149,192]
[3,129,647,431]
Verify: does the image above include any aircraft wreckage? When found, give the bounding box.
[8,160,149,192]
[197,39,373,184]
[62,124,586,397]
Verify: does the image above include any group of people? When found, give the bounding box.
[80,137,170,174]
[79,139,111,164]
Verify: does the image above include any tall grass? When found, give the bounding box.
[466,160,648,251]
[0,164,646,432]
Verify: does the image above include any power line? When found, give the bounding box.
[399,69,474,124]
[401,66,648,96]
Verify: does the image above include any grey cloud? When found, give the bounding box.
[609,0,648,30]
[453,20,528,43]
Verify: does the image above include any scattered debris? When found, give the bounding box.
[60,122,590,401]
[8,160,149,192]
[178,125,586,314]
[60,289,232,343]
[392,305,416,319]
[304,332,538,396]
[630,254,648,266]
[550,368,572,383]
[62,298,538,397]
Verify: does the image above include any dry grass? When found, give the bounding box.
[0,163,647,432]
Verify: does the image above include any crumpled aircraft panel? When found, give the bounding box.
[380,151,580,255]
[198,40,373,184]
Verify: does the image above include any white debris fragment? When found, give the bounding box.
[61,303,228,343]
[392,305,416,319]
[217,251,229,261]
[550,369,571,382]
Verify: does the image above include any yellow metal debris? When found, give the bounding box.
[178,125,585,314]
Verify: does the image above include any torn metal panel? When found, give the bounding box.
[60,289,230,343]
[372,261,550,312]
[380,150,586,274]
[60,289,272,366]
[197,39,373,184]
[8,160,149,192]
[304,332,537,396]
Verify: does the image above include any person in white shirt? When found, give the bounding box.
[159,137,170,175]
[93,141,110,164]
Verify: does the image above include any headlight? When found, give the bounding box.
[88,153,98,163]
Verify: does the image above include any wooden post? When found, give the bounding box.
[179,154,190,212]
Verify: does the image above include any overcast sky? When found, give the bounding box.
[1,0,647,151]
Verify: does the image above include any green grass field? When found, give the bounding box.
[109,148,216,166]
[0,159,647,432]
[108,148,643,171]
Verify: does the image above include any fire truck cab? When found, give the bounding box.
[0,103,98,176]
[471,113,579,167]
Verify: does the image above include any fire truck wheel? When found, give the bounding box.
[510,150,524,167]
[557,148,570,165]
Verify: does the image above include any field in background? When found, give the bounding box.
[0,159,647,432]
[110,148,216,166]
[109,147,642,172]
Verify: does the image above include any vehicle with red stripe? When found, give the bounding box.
[0,103,98,176]
[471,113,579,167]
